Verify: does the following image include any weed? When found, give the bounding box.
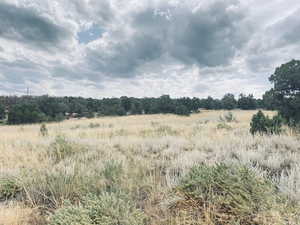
[88,123,101,129]
[217,123,232,130]
[49,193,147,225]
[167,164,292,225]
[47,136,83,163]
[39,123,48,136]
[219,112,237,123]
[102,160,123,192]
[0,177,22,201]
[156,125,178,136]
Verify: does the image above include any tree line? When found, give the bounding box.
[0,93,273,125]
[2,58,299,126]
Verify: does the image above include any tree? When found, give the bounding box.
[250,110,283,135]
[262,89,276,110]
[174,104,190,116]
[157,95,175,114]
[8,103,45,124]
[269,59,300,125]
[120,96,132,113]
[37,96,68,121]
[221,93,237,110]
[204,96,222,110]
[0,103,5,120]
[238,94,257,110]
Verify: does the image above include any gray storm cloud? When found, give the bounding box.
[0,2,72,50]
[83,0,251,78]
[0,0,300,97]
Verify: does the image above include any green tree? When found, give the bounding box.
[269,59,300,125]
[262,89,276,110]
[221,93,237,110]
[238,94,257,110]
[8,103,45,125]
[120,96,132,113]
[250,110,283,135]
[158,95,175,114]
[175,104,190,116]
[0,103,5,120]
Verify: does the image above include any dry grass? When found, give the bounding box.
[0,203,38,225]
[0,110,299,225]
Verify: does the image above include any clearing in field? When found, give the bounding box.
[0,110,300,225]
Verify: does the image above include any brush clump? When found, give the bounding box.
[49,193,147,225]
[167,164,297,225]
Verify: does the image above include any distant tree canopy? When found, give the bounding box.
[238,94,257,110]
[221,93,237,110]
[262,89,276,110]
[0,103,5,120]
[8,103,45,125]
[0,93,268,125]
[269,59,300,126]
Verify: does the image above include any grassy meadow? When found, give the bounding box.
[0,110,300,225]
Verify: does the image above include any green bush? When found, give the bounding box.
[250,111,283,135]
[0,177,22,200]
[49,202,92,225]
[170,164,289,224]
[49,193,146,225]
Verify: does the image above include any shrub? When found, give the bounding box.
[40,123,48,136]
[24,169,83,208]
[219,112,237,123]
[168,164,290,225]
[102,160,123,192]
[88,123,101,129]
[250,110,283,135]
[23,165,105,208]
[48,136,81,163]
[49,193,146,225]
[49,202,92,225]
[0,177,22,200]
[217,123,232,130]
[156,125,178,136]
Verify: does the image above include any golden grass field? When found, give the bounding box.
[0,110,300,225]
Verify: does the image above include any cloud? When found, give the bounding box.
[0,2,73,50]
[0,0,299,98]
[82,0,250,78]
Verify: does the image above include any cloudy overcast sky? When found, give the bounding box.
[0,0,299,98]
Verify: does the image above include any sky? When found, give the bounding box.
[0,0,300,98]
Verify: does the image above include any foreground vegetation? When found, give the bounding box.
[0,110,300,225]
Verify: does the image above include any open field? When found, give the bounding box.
[1,110,300,225]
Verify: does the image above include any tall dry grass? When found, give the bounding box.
[0,110,299,224]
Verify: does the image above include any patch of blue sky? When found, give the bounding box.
[77,25,104,44]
